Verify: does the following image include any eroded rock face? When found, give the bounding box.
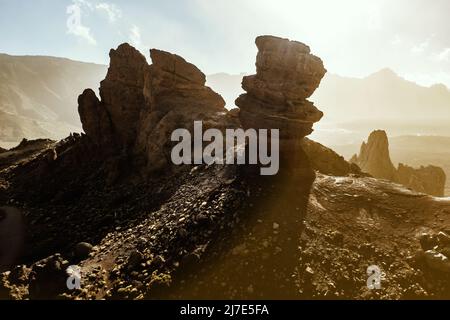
[78,89,114,148]
[136,49,230,171]
[301,138,362,176]
[78,43,230,172]
[352,130,446,196]
[167,36,328,299]
[397,163,446,197]
[351,130,397,180]
[100,44,148,149]
[236,35,325,171]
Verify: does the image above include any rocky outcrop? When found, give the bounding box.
[236,35,325,172]
[78,89,114,149]
[78,43,230,172]
[352,130,446,196]
[350,130,396,180]
[301,138,362,176]
[166,35,328,299]
[136,49,231,171]
[397,163,446,197]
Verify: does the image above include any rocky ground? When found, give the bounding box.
[1,140,450,300]
[299,174,450,299]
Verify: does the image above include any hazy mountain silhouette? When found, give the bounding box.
[206,69,450,146]
[0,53,107,147]
[2,55,450,150]
[312,68,450,123]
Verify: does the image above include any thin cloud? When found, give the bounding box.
[391,35,402,46]
[96,2,122,22]
[411,40,429,54]
[129,25,149,56]
[437,48,450,61]
[129,25,142,47]
[66,0,96,45]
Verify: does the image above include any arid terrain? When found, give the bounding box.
[1,36,450,300]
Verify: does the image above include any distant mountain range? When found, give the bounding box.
[0,53,107,147]
[312,68,450,123]
[207,69,450,146]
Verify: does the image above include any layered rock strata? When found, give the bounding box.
[235,35,325,174]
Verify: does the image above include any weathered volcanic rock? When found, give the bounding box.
[397,163,446,197]
[166,36,328,299]
[352,130,446,196]
[78,89,114,148]
[243,35,326,103]
[78,43,231,172]
[100,44,148,149]
[235,35,325,170]
[351,130,397,180]
[136,49,230,171]
[301,138,362,176]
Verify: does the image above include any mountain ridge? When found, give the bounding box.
[0,53,107,146]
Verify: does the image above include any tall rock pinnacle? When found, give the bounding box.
[236,35,326,172]
[351,130,397,180]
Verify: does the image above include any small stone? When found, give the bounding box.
[419,233,437,251]
[151,255,165,269]
[127,251,144,270]
[329,231,344,245]
[74,242,93,260]
[305,266,315,276]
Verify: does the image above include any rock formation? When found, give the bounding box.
[350,130,396,180]
[136,49,231,171]
[397,163,446,197]
[236,35,325,173]
[168,35,328,299]
[351,130,446,196]
[301,138,362,176]
[78,43,231,172]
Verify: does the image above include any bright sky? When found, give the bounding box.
[1,0,449,87]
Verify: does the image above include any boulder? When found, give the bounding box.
[424,250,450,273]
[74,242,93,260]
